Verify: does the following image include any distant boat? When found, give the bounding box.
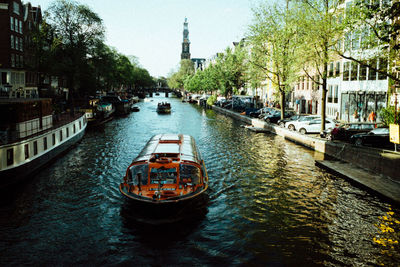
[130,105,140,112]
[81,98,115,127]
[156,102,171,114]
[119,134,209,221]
[0,98,87,188]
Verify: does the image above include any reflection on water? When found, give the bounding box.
[0,94,399,266]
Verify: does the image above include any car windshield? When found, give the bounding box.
[150,167,177,184]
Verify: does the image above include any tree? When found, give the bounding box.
[45,0,105,109]
[167,59,195,89]
[247,1,299,119]
[295,0,343,130]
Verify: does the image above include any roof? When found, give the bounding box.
[134,134,201,164]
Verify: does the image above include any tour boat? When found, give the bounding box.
[156,102,171,114]
[119,134,209,220]
[0,98,87,189]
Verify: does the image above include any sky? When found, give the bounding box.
[27,0,257,78]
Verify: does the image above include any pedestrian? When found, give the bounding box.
[368,111,376,122]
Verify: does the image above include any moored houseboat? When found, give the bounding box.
[0,98,87,188]
[81,98,115,127]
[119,134,209,221]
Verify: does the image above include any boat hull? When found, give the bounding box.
[0,123,86,189]
[120,185,209,222]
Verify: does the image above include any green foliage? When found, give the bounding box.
[167,59,195,89]
[207,95,217,106]
[378,106,400,126]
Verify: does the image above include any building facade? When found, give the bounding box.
[0,0,42,98]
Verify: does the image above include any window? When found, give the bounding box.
[60,130,63,141]
[19,20,22,34]
[19,37,23,51]
[350,62,358,80]
[73,124,76,134]
[329,62,334,77]
[128,164,149,185]
[43,137,47,150]
[344,32,351,51]
[14,18,18,32]
[335,62,340,77]
[378,58,388,80]
[66,127,69,138]
[13,2,20,15]
[10,17,14,31]
[343,62,350,80]
[7,148,14,166]
[334,85,338,103]
[15,37,18,51]
[179,164,201,185]
[24,144,29,159]
[368,59,377,80]
[11,35,14,49]
[359,64,367,80]
[351,31,360,50]
[328,85,333,103]
[11,54,15,67]
[52,133,56,145]
[33,141,38,155]
[79,121,82,129]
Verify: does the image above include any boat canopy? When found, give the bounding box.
[134,134,202,164]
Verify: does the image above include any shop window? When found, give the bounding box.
[33,141,38,155]
[24,144,29,159]
[7,148,14,166]
[350,62,358,81]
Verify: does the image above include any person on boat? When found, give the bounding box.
[137,173,142,191]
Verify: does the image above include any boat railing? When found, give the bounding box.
[0,112,84,146]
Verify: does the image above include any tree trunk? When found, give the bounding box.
[280,89,286,120]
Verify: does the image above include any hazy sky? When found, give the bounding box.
[27,0,256,78]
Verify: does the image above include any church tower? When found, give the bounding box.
[181,18,191,60]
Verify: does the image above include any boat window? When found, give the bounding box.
[179,164,200,185]
[150,167,177,184]
[129,164,149,185]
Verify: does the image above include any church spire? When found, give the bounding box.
[181,18,191,60]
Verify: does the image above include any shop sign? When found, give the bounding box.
[389,124,400,144]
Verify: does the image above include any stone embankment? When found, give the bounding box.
[212,105,400,204]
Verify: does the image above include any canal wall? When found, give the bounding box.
[211,105,400,183]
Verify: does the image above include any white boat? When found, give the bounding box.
[0,98,87,188]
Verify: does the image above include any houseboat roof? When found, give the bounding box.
[134,134,202,164]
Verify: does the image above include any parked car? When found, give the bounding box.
[322,122,377,141]
[248,107,275,118]
[277,114,305,127]
[263,110,295,123]
[350,127,391,148]
[297,118,340,134]
[285,115,320,131]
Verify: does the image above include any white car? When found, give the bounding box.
[285,115,320,131]
[297,118,340,134]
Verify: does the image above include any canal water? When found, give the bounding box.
[0,94,399,266]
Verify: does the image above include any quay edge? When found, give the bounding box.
[210,105,400,204]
